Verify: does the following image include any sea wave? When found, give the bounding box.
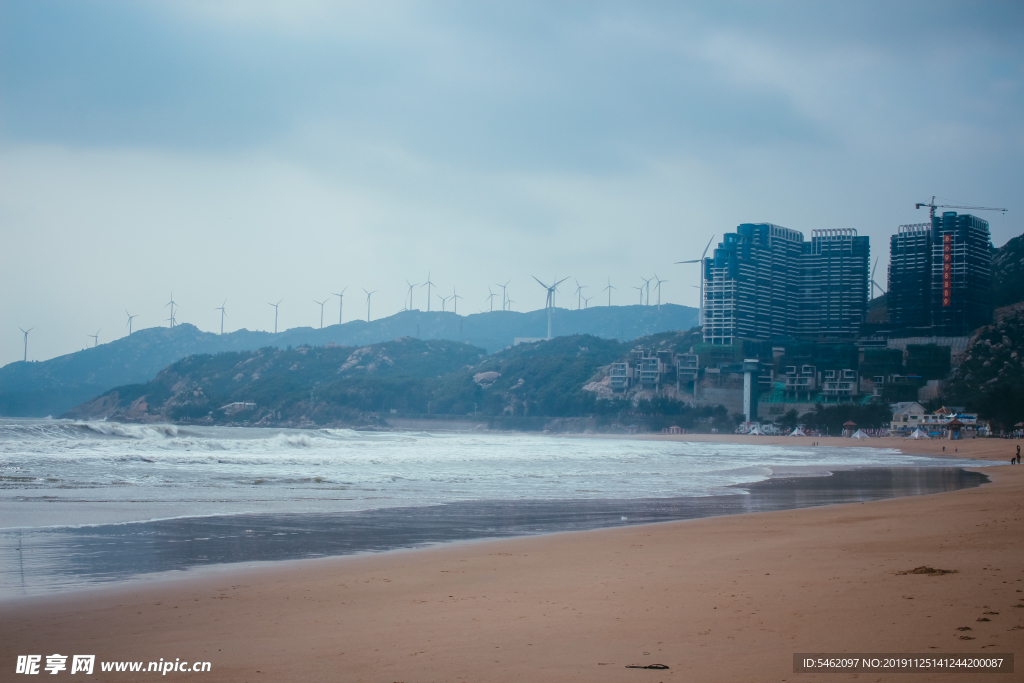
[74,422,179,439]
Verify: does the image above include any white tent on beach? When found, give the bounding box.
[789,427,807,436]
[906,428,930,439]
[748,424,765,435]
[850,429,870,439]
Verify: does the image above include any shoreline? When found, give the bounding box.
[3,436,1021,681]
[1,466,988,601]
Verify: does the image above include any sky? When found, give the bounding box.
[1,1,1022,366]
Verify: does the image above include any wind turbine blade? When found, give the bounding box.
[701,234,714,258]
[675,260,700,264]
[532,275,550,289]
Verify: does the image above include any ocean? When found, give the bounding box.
[0,418,992,597]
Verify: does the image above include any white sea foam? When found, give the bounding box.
[75,422,179,439]
[0,417,993,529]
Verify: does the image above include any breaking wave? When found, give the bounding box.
[75,422,179,439]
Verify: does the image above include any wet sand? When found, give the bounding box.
[3,436,1022,682]
[1,467,985,598]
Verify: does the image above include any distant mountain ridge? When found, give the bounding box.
[0,304,696,417]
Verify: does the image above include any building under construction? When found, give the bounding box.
[887,211,993,335]
[702,223,869,344]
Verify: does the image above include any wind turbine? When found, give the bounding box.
[583,295,593,309]
[486,287,497,312]
[437,292,450,312]
[88,329,100,347]
[632,284,644,305]
[333,288,347,325]
[870,257,886,299]
[495,280,511,311]
[363,288,377,322]
[268,299,283,333]
[532,276,569,340]
[125,310,139,335]
[676,234,715,325]
[314,299,328,329]
[641,276,654,306]
[574,279,587,310]
[506,298,516,311]
[602,277,616,306]
[165,293,177,328]
[422,273,436,312]
[214,301,226,334]
[405,280,419,311]
[653,273,668,311]
[19,327,33,362]
[451,287,462,315]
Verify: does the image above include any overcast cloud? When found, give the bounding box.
[1,1,1022,365]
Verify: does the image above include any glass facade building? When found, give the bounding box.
[887,211,992,335]
[702,223,869,344]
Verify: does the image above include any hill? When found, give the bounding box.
[66,337,489,424]
[993,232,1024,308]
[64,329,709,428]
[944,308,1024,431]
[0,304,696,417]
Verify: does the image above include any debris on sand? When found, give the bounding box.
[897,566,958,575]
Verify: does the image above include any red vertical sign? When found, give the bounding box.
[942,233,952,307]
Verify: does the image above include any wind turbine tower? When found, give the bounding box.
[632,285,644,305]
[486,287,497,312]
[405,280,419,311]
[125,310,139,335]
[451,287,462,315]
[333,288,347,325]
[574,279,587,310]
[214,301,226,334]
[165,294,177,328]
[88,329,100,347]
[268,299,283,334]
[675,234,715,325]
[314,299,328,329]
[653,273,668,311]
[495,280,511,311]
[423,273,435,312]
[870,257,886,299]
[602,277,616,306]
[363,288,377,322]
[532,276,569,340]
[19,327,33,362]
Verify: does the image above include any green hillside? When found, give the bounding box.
[66,328,714,428]
[993,232,1024,308]
[944,309,1024,430]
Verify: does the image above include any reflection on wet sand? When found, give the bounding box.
[0,467,986,598]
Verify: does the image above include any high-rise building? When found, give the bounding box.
[886,212,992,335]
[930,211,992,335]
[702,223,869,344]
[887,223,932,328]
[801,229,871,338]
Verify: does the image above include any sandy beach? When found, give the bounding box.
[4,435,1022,682]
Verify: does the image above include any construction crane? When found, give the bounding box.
[915,196,1008,220]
